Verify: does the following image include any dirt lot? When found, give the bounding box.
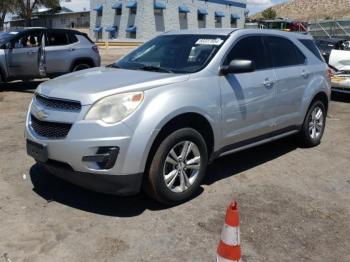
[0,67,349,261]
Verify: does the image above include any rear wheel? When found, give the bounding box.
[299,100,326,147]
[72,63,91,72]
[144,128,208,204]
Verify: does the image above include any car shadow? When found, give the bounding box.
[0,80,45,93]
[331,92,350,103]
[204,136,298,185]
[30,137,297,217]
[29,164,203,217]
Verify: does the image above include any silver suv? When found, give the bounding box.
[0,28,100,82]
[25,29,331,204]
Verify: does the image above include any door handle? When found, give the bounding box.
[301,70,310,78]
[26,51,36,55]
[263,78,274,88]
[69,48,75,51]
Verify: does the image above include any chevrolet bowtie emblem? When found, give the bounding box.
[33,104,49,120]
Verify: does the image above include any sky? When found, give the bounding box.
[4,0,289,21]
[247,0,288,15]
[63,0,289,14]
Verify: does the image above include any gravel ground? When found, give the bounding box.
[98,46,136,65]
[0,72,349,261]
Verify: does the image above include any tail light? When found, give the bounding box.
[92,45,99,54]
[326,67,333,80]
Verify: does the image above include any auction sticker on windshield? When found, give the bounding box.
[195,38,224,46]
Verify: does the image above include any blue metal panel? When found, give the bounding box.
[105,26,117,32]
[197,0,246,9]
[111,2,122,9]
[198,8,208,15]
[154,1,166,9]
[93,4,103,12]
[179,5,190,13]
[126,1,137,9]
[126,26,137,33]
[215,11,225,17]
[93,26,103,32]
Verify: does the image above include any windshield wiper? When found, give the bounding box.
[135,65,173,73]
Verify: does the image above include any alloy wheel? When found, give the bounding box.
[309,106,324,140]
[163,141,201,193]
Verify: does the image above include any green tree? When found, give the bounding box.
[14,0,60,26]
[0,0,15,30]
[261,7,277,20]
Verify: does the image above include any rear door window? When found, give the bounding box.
[264,36,306,67]
[224,36,269,70]
[46,31,69,46]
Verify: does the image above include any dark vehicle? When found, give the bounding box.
[315,38,350,63]
[0,28,100,83]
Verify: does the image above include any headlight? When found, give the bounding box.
[84,92,144,124]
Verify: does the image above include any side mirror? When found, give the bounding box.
[3,42,12,50]
[220,59,255,75]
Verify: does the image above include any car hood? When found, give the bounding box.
[37,67,190,105]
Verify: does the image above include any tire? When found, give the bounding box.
[72,63,91,72]
[144,128,208,204]
[299,100,326,147]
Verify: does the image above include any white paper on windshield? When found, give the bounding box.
[9,32,19,35]
[195,38,224,46]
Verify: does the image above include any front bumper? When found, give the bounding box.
[41,160,142,195]
[25,107,145,195]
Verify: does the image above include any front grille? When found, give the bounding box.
[30,115,72,138]
[35,94,81,111]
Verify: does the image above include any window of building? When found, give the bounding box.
[116,9,122,15]
[215,17,222,28]
[231,19,237,28]
[224,36,268,70]
[264,36,306,67]
[198,14,205,21]
[130,8,137,15]
[154,9,163,15]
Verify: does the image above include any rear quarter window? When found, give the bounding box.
[299,39,325,62]
[69,33,79,44]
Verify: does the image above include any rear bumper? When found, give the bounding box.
[41,160,143,196]
[332,86,350,94]
[331,76,350,93]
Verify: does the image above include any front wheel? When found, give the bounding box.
[72,63,91,72]
[299,100,326,147]
[144,128,208,204]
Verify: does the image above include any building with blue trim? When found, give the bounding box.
[90,0,247,40]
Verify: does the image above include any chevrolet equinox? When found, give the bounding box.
[26,29,331,204]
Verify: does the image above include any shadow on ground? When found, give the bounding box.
[204,136,297,185]
[30,137,297,217]
[0,80,45,93]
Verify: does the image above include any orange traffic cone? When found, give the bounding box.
[216,201,241,262]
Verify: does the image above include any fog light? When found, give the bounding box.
[82,147,119,169]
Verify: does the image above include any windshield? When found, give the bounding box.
[0,31,18,44]
[113,34,227,73]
